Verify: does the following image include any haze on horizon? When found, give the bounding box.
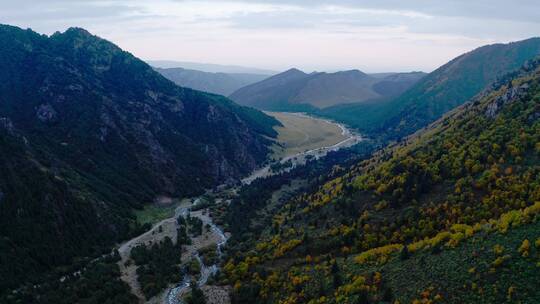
[1,0,539,73]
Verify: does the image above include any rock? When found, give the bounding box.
[485,102,499,119]
[66,84,83,92]
[484,84,528,118]
[54,94,66,103]
[36,103,57,122]
[528,111,540,123]
[206,104,219,122]
[0,117,14,134]
[167,98,184,113]
[146,90,159,102]
[99,127,108,142]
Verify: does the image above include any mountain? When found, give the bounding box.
[154,67,268,96]
[371,71,429,97]
[380,37,540,140]
[319,38,540,139]
[224,57,540,304]
[147,60,276,75]
[229,68,425,110]
[0,24,279,293]
[229,68,314,110]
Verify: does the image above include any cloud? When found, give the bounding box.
[0,0,147,34]
[0,0,538,72]
[201,0,540,24]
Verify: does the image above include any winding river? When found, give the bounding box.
[242,113,363,184]
[165,206,229,304]
[158,113,362,303]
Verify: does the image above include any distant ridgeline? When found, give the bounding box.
[0,24,279,296]
[154,67,269,96]
[229,68,426,111]
[229,38,540,147]
[318,38,540,142]
[224,58,540,303]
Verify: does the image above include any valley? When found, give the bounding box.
[222,59,540,304]
[114,112,361,304]
[2,9,540,304]
[243,112,363,184]
[268,112,349,160]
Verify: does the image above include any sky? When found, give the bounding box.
[1,0,539,73]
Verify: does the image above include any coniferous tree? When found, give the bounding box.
[187,283,206,304]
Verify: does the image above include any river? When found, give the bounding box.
[165,113,361,303]
[242,112,363,184]
[121,113,362,303]
[165,203,229,304]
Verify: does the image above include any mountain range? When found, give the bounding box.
[154,67,269,96]
[319,37,540,141]
[0,24,278,292]
[147,60,277,75]
[2,22,540,304]
[229,68,426,110]
[225,55,540,304]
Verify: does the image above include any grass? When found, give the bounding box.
[266,112,348,160]
[134,202,179,226]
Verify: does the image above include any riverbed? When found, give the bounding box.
[119,112,362,304]
[164,113,362,302]
[165,207,229,304]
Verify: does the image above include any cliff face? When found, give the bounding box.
[0,24,279,291]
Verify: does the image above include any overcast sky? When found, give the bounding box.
[1,0,539,72]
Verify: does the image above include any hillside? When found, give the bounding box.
[154,67,268,96]
[229,68,425,110]
[222,58,540,303]
[320,38,540,139]
[0,24,278,294]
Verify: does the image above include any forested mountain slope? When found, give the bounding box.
[223,58,540,304]
[0,24,278,294]
[320,38,540,139]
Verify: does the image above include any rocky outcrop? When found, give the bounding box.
[36,103,57,122]
[485,83,529,118]
[0,117,13,134]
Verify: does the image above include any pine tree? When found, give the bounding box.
[400,245,410,260]
[331,260,342,288]
[187,283,206,304]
